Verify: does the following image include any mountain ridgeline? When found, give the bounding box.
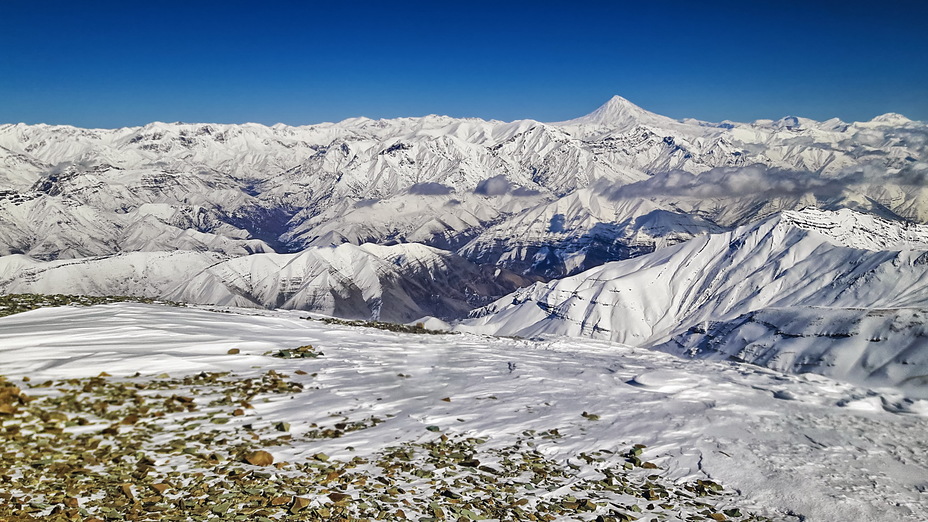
[1,96,925,277]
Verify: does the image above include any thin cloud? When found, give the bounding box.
[408,182,454,195]
[474,175,511,196]
[600,162,928,201]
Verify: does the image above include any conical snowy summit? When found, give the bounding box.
[868,112,915,125]
[557,95,683,131]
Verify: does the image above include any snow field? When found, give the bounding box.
[0,303,926,520]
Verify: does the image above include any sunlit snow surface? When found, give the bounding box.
[1,303,926,520]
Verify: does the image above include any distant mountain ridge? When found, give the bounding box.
[1,96,925,277]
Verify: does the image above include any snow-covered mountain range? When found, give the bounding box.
[2,96,925,277]
[2,97,927,390]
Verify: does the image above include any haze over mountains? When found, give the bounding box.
[1,96,926,389]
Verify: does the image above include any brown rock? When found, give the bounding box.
[328,492,351,503]
[290,497,311,513]
[244,450,274,466]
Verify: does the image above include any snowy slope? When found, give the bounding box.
[461,209,928,388]
[167,242,529,322]
[1,303,926,521]
[0,192,272,259]
[0,251,228,298]
[281,190,544,251]
[0,244,529,322]
[656,306,928,395]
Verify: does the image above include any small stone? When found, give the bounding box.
[329,492,350,503]
[245,451,274,466]
[211,502,232,515]
[290,497,311,513]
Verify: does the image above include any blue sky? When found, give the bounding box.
[2,1,926,128]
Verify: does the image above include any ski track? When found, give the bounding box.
[1,303,927,521]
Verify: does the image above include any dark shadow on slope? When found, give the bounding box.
[225,205,299,253]
[461,210,724,280]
